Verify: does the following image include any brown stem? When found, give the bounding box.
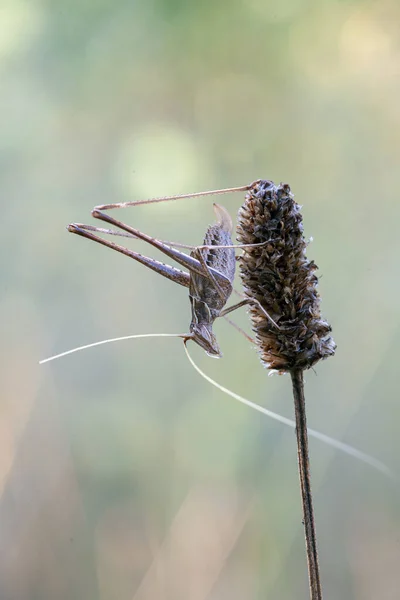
[290,369,323,600]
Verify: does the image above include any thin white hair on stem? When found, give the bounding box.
[183,344,396,482]
[39,333,186,364]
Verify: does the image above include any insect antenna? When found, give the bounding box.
[39,333,396,482]
[183,343,396,482]
[39,333,189,364]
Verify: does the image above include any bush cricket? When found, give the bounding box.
[38,181,395,481]
[68,180,277,357]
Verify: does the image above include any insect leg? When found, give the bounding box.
[91,210,233,288]
[71,223,199,249]
[222,315,255,344]
[220,298,280,329]
[71,223,139,239]
[67,224,190,288]
[94,182,260,211]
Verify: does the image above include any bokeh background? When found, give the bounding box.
[1,0,400,598]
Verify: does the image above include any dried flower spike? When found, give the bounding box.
[237,180,336,372]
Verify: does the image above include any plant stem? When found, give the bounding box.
[290,368,323,600]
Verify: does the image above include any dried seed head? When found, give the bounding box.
[237,180,336,372]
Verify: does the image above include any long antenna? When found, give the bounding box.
[39,333,188,364]
[39,333,396,482]
[183,344,396,482]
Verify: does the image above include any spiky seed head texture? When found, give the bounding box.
[237,180,336,372]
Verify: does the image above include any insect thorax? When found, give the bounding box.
[189,223,235,320]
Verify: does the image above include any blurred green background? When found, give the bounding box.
[1,0,400,598]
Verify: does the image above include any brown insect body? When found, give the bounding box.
[68,202,239,358]
[68,181,285,357]
[189,205,236,357]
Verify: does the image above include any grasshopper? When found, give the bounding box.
[68,181,276,357]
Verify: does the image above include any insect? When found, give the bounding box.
[40,184,394,481]
[67,181,276,357]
